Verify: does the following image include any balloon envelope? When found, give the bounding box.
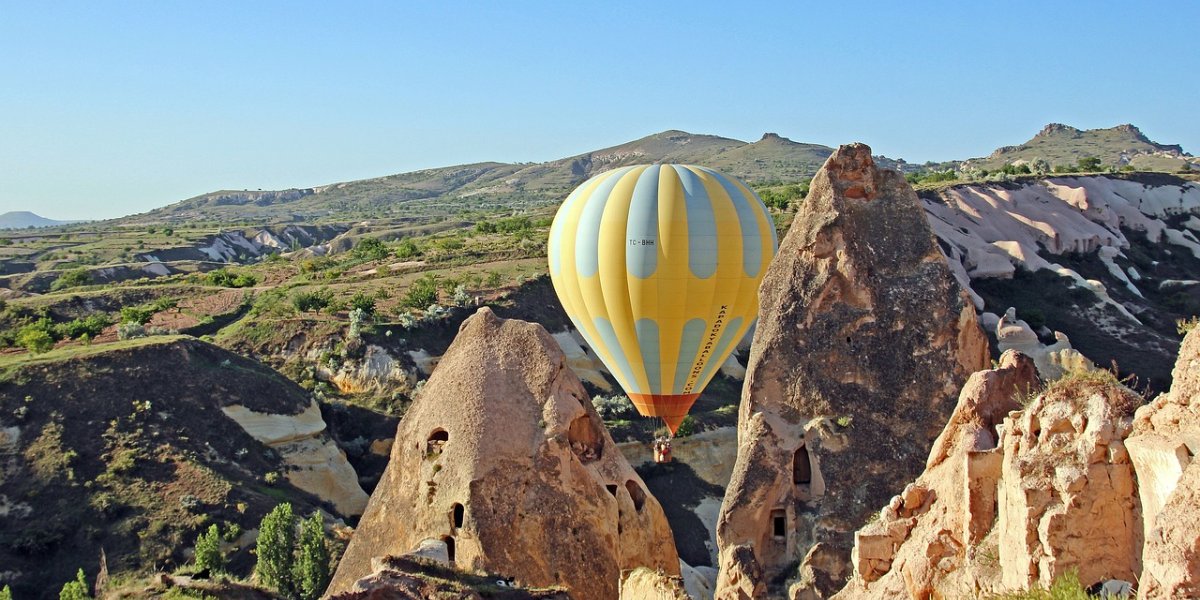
[547,165,778,433]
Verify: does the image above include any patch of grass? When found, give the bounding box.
[986,569,1095,599]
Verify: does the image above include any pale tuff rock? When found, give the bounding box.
[328,308,678,600]
[1129,326,1200,598]
[620,567,691,600]
[330,552,571,600]
[834,351,1038,600]
[328,345,415,395]
[715,144,989,598]
[996,307,1095,381]
[221,399,368,516]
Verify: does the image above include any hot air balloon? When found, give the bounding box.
[547,164,778,436]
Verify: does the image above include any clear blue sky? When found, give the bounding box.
[2,1,1197,220]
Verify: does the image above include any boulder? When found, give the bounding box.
[327,308,679,600]
[1128,326,1200,598]
[715,143,990,597]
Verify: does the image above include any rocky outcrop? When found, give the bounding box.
[837,352,1144,599]
[996,307,1094,381]
[834,351,1037,599]
[221,399,369,516]
[1129,326,1200,598]
[328,308,679,600]
[620,567,690,600]
[715,144,990,598]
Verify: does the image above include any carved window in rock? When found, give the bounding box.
[442,535,456,563]
[771,509,786,539]
[625,480,646,513]
[606,484,618,497]
[793,445,812,486]
[567,414,603,463]
[451,503,465,530]
[426,429,449,457]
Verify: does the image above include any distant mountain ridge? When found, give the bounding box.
[126,124,1194,224]
[129,130,910,223]
[964,123,1196,172]
[0,211,81,229]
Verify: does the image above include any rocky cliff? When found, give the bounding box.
[327,308,679,600]
[715,144,989,599]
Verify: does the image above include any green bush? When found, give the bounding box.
[55,314,112,339]
[194,523,225,573]
[1077,157,1102,172]
[256,503,297,596]
[401,275,440,309]
[674,415,697,437]
[59,569,90,600]
[293,513,331,600]
[50,268,91,292]
[17,321,56,353]
[292,289,332,312]
[207,269,258,288]
[394,238,421,259]
[120,305,156,325]
[351,237,389,261]
[0,584,11,600]
[986,569,1091,599]
[348,292,376,315]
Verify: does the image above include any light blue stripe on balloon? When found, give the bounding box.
[576,167,635,278]
[701,167,763,278]
[635,318,661,393]
[625,166,660,279]
[673,318,706,394]
[594,316,642,394]
[672,165,718,279]
[696,316,744,388]
[746,186,779,252]
[550,183,589,275]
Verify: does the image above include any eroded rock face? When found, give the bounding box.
[996,307,1094,381]
[328,308,678,600]
[714,143,990,598]
[1129,327,1200,598]
[332,553,572,600]
[834,351,1037,599]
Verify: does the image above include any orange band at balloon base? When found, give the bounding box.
[628,393,701,435]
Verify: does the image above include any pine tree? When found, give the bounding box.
[255,503,297,596]
[58,569,90,600]
[194,523,225,573]
[293,513,331,600]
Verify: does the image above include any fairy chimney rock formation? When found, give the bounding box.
[715,143,990,598]
[1129,326,1200,598]
[327,308,679,600]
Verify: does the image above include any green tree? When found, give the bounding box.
[293,513,331,600]
[1077,156,1102,171]
[17,321,56,354]
[394,238,421,259]
[1,584,12,600]
[292,289,332,312]
[120,305,156,325]
[194,523,225,573]
[351,237,389,261]
[401,275,440,309]
[256,503,297,596]
[348,292,376,315]
[59,569,90,600]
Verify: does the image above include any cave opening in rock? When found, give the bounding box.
[426,429,449,456]
[793,445,812,485]
[442,536,456,563]
[567,414,603,462]
[771,509,786,539]
[451,503,465,529]
[625,480,646,512]
[606,484,618,496]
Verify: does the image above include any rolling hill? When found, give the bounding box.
[0,211,81,230]
[965,123,1197,172]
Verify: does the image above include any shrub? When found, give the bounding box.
[401,275,439,309]
[674,414,697,437]
[1177,316,1199,335]
[256,503,297,595]
[452,284,471,306]
[1,584,11,600]
[194,523,225,573]
[293,513,331,600]
[56,314,112,339]
[207,269,258,288]
[351,237,389,261]
[348,292,376,315]
[394,238,421,259]
[17,320,56,353]
[484,271,503,288]
[1077,157,1102,172]
[592,395,634,420]
[59,569,90,600]
[120,305,156,325]
[50,268,91,292]
[292,289,332,312]
[986,569,1090,599]
[117,322,146,340]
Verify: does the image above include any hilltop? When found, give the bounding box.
[0,211,81,230]
[122,130,909,224]
[965,123,1197,172]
